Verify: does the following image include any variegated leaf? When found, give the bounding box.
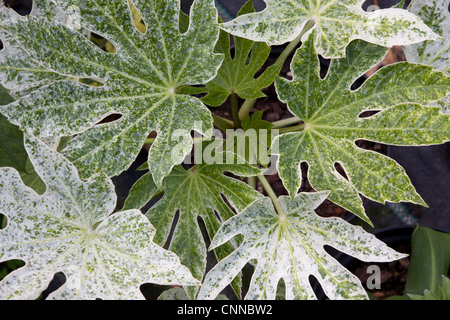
[272,33,450,224]
[220,0,439,59]
[195,0,283,106]
[404,0,450,114]
[124,149,263,299]
[0,0,223,186]
[198,192,406,300]
[0,134,198,300]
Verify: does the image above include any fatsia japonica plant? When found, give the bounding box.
[0,0,449,300]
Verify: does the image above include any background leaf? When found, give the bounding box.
[0,85,45,193]
[272,33,450,224]
[404,0,450,114]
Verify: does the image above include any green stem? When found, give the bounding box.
[238,98,257,121]
[247,176,256,189]
[230,93,241,129]
[212,114,234,131]
[257,175,286,218]
[272,116,302,129]
[278,123,305,134]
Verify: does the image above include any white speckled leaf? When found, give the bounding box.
[196,0,283,106]
[220,0,439,59]
[124,150,263,298]
[272,33,450,224]
[198,192,407,300]
[0,0,223,186]
[404,0,450,114]
[0,134,198,300]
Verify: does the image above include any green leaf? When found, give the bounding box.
[0,1,66,99]
[125,149,263,298]
[0,134,199,300]
[198,192,406,300]
[404,0,450,114]
[0,0,223,186]
[219,0,439,59]
[224,111,274,166]
[197,0,283,106]
[405,225,450,297]
[272,33,450,224]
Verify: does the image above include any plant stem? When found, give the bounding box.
[257,174,286,218]
[238,98,257,121]
[230,93,241,128]
[212,114,234,131]
[278,123,305,134]
[272,116,302,129]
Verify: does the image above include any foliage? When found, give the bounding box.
[219,0,438,58]
[0,134,198,299]
[408,276,450,300]
[383,225,450,300]
[0,0,449,300]
[191,1,284,107]
[405,225,450,300]
[0,0,223,187]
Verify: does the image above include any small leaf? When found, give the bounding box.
[198,0,283,106]
[404,0,450,114]
[198,192,406,300]
[0,134,198,300]
[272,33,450,224]
[0,0,223,186]
[220,0,439,59]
